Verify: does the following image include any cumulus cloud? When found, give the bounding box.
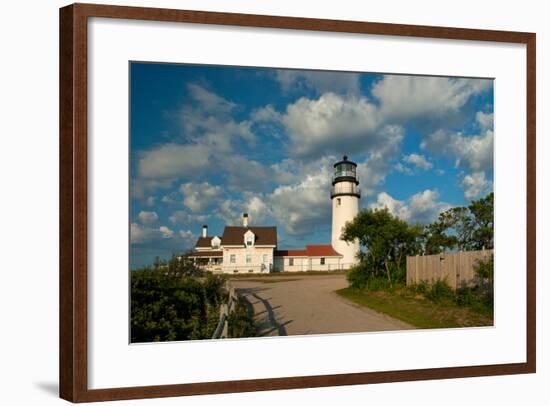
[274,70,360,95]
[372,76,492,121]
[133,84,257,189]
[221,155,275,192]
[403,153,433,170]
[369,190,450,224]
[131,178,173,200]
[131,223,175,245]
[145,196,156,207]
[180,182,222,213]
[281,93,381,158]
[136,143,211,180]
[476,111,494,131]
[169,211,209,225]
[461,171,492,200]
[269,169,332,235]
[138,210,159,225]
[421,129,493,173]
[182,84,255,147]
[179,229,195,242]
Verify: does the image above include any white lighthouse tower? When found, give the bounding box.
[331,156,360,268]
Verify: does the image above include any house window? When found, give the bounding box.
[337,198,341,206]
[246,254,252,264]
[230,254,236,264]
[289,258,294,266]
[246,240,253,246]
[262,254,268,263]
[320,258,326,265]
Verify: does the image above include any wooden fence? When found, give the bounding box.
[211,281,238,339]
[406,249,493,290]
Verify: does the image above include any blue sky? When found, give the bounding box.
[130,62,494,269]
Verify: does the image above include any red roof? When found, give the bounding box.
[274,249,307,257]
[275,245,342,257]
[305,245,343,257]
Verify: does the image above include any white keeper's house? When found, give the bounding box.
[188,156,361,273]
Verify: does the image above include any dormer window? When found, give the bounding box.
[244,230,255,247]
[211,236,221,249]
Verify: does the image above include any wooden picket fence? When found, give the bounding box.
[406,249,493,290]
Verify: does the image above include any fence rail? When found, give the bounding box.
[212,281,238,339]
[406,249,493,290]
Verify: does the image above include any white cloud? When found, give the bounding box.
[144,196,156,207]
[137,210,159,225]
[134,84,257,187]
[403,153,433,170]
[137,143,210,180]
[131,178,173,200]
[269,169,332,235]
[159,226,175,239]
[169,211,209,225]
[394,162,414,175]
[182,84,255,148]
[281,93,381,157]
[369,190,450,224]
[245,195,270,225]
[186,83,235,114]
[179,182,222,213]
[421,129,493,173]
[372,76,492,120]
[221,155,275,192]
[275,70,360,95]
[369,192,411,220]
[461,171,492,200]
[131,223,176,245]
[178,229,195,243]
[251,104,282,123]
[215,199,243,226]
[476,111,494,131]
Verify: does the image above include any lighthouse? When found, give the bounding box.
[331,156,360,267]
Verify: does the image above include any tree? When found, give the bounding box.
[468,192,494,249]
[423,192,493,253]
[341,208,423,286]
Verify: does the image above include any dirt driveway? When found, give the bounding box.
[231,274,414,337]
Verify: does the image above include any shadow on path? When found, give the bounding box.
[236,286,291,336]
[251,292,291,336]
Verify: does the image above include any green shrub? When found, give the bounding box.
[455,287,476,306]
[426,280,455,303]
[130,269,225,343]
[228,297,256,338]
[409,281,429,295]
[347,265,369,289]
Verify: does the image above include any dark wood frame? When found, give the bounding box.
[59,3,536,402]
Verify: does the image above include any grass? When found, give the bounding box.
[336,286,493,329]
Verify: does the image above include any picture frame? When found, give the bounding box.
[59,3,536,402]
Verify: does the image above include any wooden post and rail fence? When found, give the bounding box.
[406,249,493,290]
[211,281,238,339]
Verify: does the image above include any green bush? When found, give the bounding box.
[347,264,369,289]
[426,280,455,303]
[228,297,256,338]
[409,281,429,295]
[130,269,225,343]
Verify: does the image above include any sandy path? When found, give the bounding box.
[231,274,414,337]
